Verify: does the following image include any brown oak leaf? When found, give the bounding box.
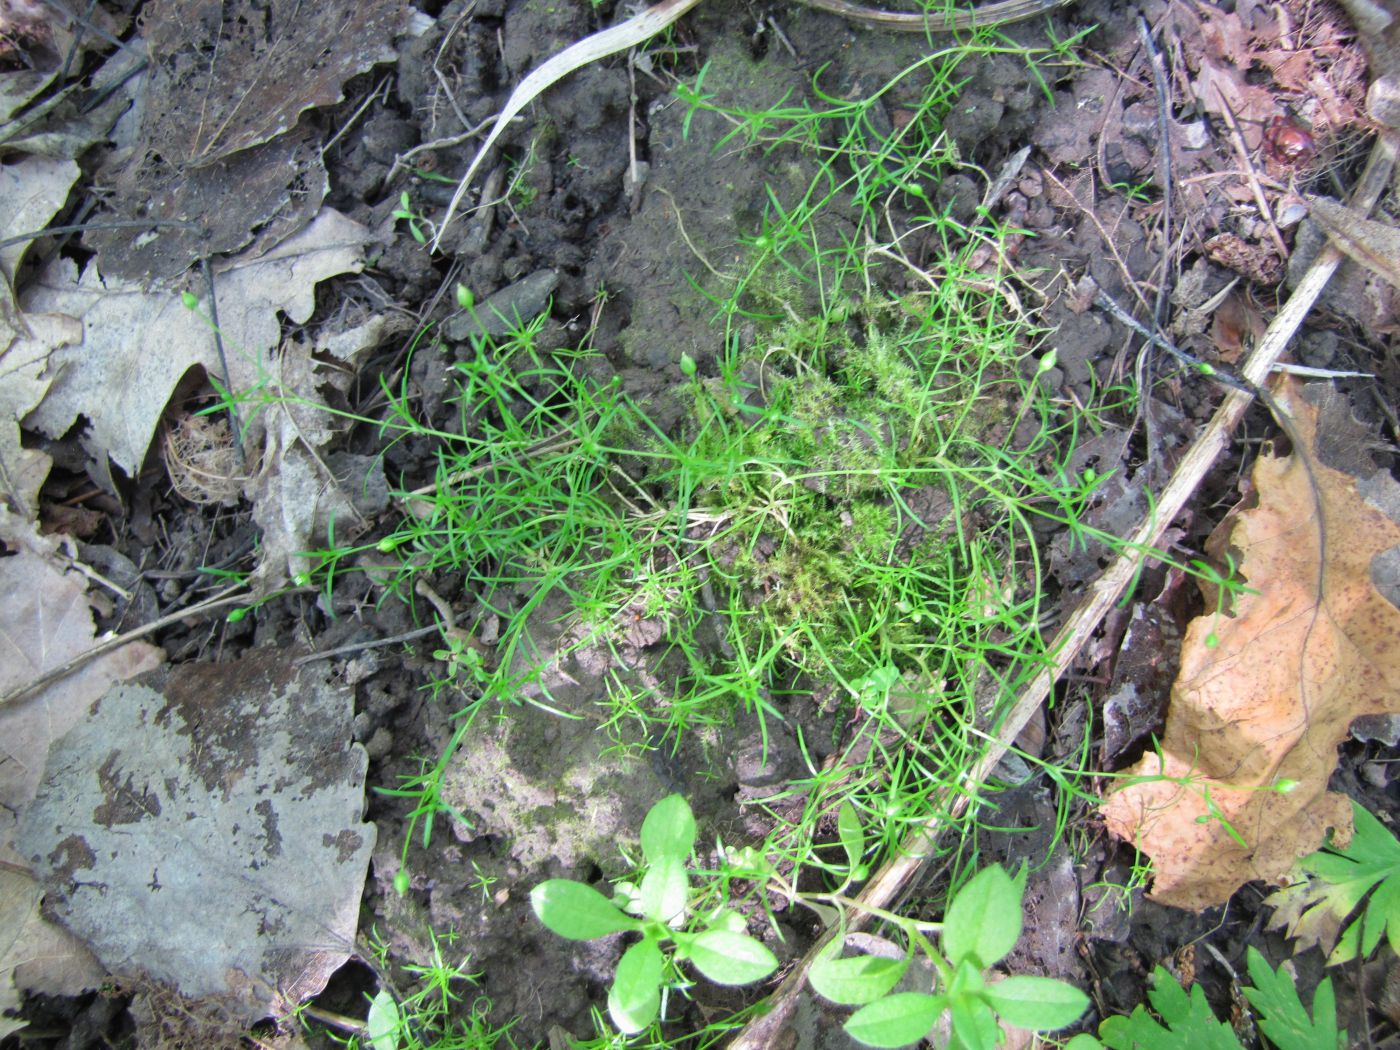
[1101,380,1400,910]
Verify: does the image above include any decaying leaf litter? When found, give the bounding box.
[1,0,1399,1044]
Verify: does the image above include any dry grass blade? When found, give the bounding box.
[725,127,1400,1048]
[793,0,1070,32]
[431,0,706,250]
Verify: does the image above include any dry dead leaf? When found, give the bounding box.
[15,650,375,1022]
[1101,379,1400,910]
[1185,7,1281,149]
[0,513,163,1009]
[0,155,82,519]
[0,309,77,520]
[84,0,404,281]
[1209,289,1267,364]
[140,0,404,166]
[0,156,78,282]
[22,208,371,481]
[0,866,40,1037]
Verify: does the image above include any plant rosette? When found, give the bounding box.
[530,794,778,1033]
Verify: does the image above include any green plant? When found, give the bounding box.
[1108,176,1157,202]
[216,25,1264,1045]
[808,848,1087,1047]
[1265,799,1400,966]
[393,190,432,244]
[240,23,1186,932]
[1088,948,1344,1050]
[334,932,518,1050]
[532,795,778,1034]
[533,795,1087,1045]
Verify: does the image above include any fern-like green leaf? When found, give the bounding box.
[1240,948,1344,1050]
[1097,967,1242,1050]
[1264,800,1400,964]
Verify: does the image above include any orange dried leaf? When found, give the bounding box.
[1101,381,1400,910]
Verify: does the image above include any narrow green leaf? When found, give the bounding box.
[608,937,663,1035]
[949,994,1000,1050]
[983,975,1089,1030]
[530,879,641,940]
[943,865,1023,967]
[366,989,400,1050]
[640,794,696,864]
[808,947,907,1006]
[844,993,946,1048]
[1327,916,1362,966]
[1362,873,1400,959]
[839,802,866,876]
[639,856,689,926]
[685,930,778,986]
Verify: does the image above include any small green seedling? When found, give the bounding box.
[530,795,778,1034]
[816,863,1089,1048]
[534,795,1087,1045]
[433,633,486,685]
[393,190,430,244]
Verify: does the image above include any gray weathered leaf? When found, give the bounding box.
[15,649,375,1021]
[24,208,371,479]
[0,514,161,1006]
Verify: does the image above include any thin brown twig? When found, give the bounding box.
[292,626,440,666]
[321,75,391,159]
[0,585,283,711]
[1213,88,1291,259]
[1041,168,1157,317]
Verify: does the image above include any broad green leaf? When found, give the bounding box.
[808,945,907,1006]
[1241,947,1345,1050]
[530,879,641,940]
[639,856,690,926]
[839,802,866,878]
[948,995,999,1050]
[983,975,1089,1030]
[843,992,946,1048]
[1309,976,1342,1048]
[684,929,777,986]
[366,989,400,1050]
[942,865,1023,967]
[608,937,663,1035]
[703,908,747,934]
[640,794,696,864]
[1344,801,1400,868]
[1064,1036,1105,1050]
[949,956,985,997]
